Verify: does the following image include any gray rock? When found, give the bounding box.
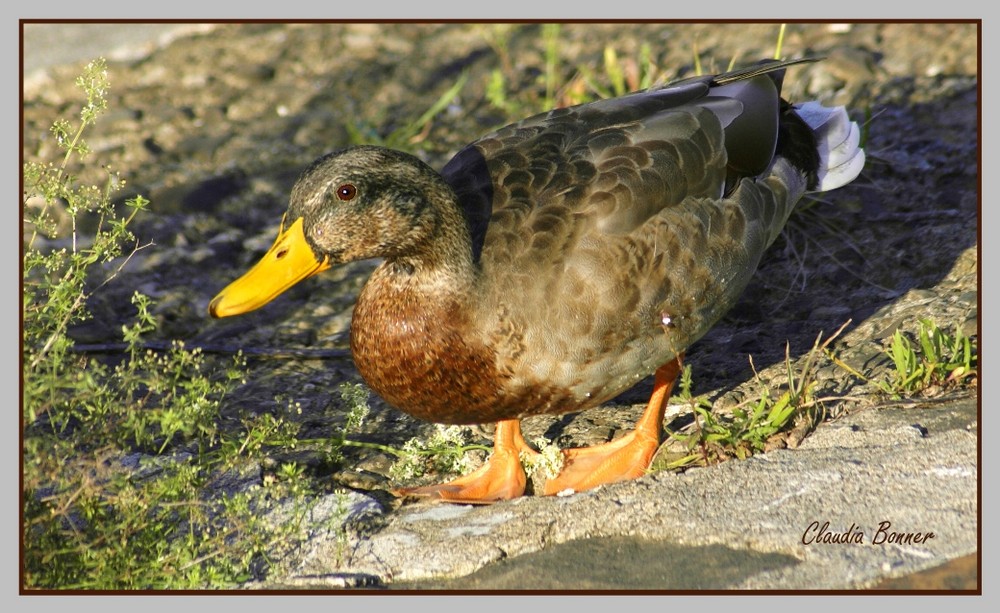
[257,397,976,589]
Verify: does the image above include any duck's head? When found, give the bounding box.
[209,146,450,318]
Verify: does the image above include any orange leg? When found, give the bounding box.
[394,419,538,504]
[541,354,684,496]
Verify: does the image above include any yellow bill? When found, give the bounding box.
[209,216,330,318]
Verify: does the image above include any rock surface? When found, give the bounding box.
[265,398,977,590]
[22,22,979,591]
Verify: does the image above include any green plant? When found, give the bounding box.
[325,382,373,464]
[657,362,804,469]
[828,319,978,400]
[271,380,490,487]
[345,72,469,151]
[883,319,977,397]
[21,58,317,590]
[329,489,354,567]
[655,323,846,471]
[483,24,566,118]
[575,43,663,102]
[484,23,792,124]
[520,436,564,481]
[541,23,561,110]
[386,425,491,482]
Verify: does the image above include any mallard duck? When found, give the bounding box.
[209,58,864,503]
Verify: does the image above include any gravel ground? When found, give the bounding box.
[21,21,980,591]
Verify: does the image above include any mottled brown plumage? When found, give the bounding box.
[210,58,865,502]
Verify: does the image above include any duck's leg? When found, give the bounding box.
[394,419,537,504]
[541,355,684,496]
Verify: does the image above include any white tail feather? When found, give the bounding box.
[794,101,866,192]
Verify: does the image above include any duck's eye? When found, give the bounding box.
[336,183,357,201]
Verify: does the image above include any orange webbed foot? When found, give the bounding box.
[393,419,537,504]
[541,356,683,496]
[540,428,661,496]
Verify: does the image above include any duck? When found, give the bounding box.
[209,57,865,504]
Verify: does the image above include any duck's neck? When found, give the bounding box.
[378,189,479,301]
